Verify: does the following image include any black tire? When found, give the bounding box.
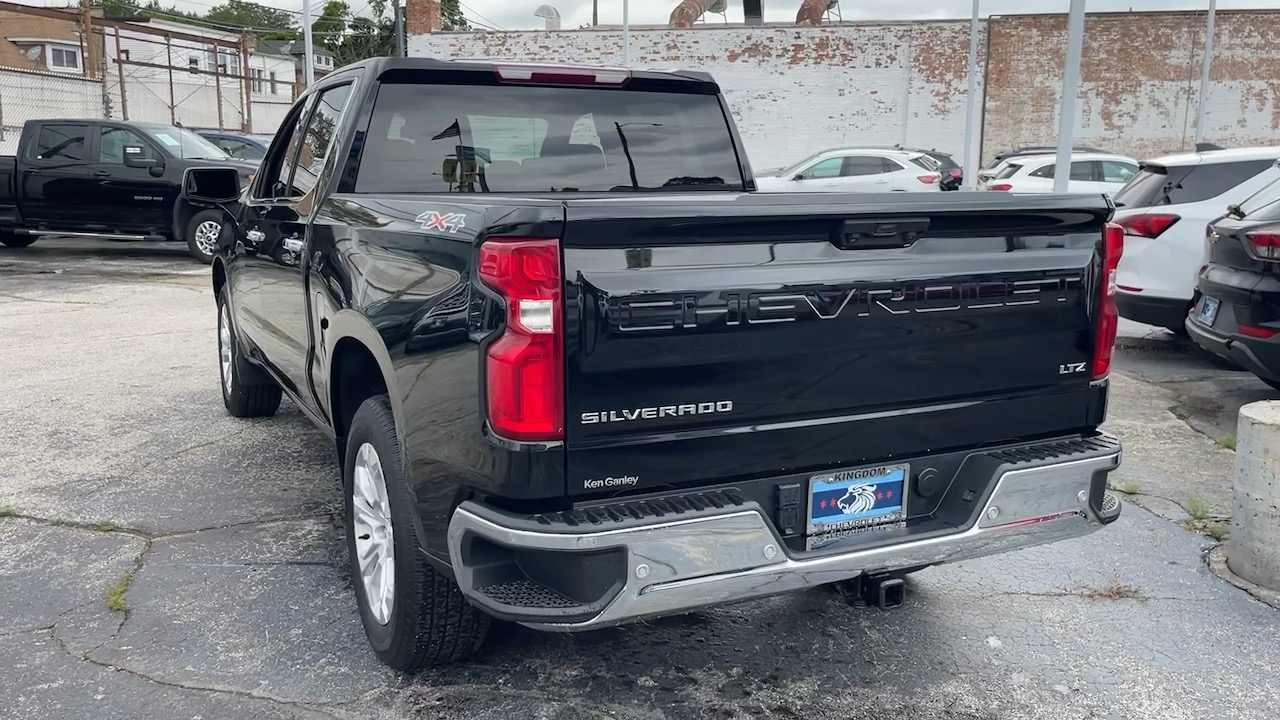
[186,209,223,264]
[344,395,490,671]
[0,231,37,248]
[216,288,281,418]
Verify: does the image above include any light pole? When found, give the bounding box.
[622,0,630,66]
[961,0,980,190]
[1194,0,1217,146]
[1053,0,1086,193]
[302,0,316,87]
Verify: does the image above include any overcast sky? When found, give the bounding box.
[24,0,1277,31]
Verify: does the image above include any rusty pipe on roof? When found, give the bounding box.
[796,0,829,26]
[669,0,718,28]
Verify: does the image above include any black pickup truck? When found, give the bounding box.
[211,57,1126,670]
[0,118,257,263]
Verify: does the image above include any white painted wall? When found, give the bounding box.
[408,23,982,171]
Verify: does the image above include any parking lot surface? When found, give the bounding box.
[3,239,1279,720]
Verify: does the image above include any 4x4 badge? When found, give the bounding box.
[417,211,466,234]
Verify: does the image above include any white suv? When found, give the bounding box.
[755,148,943,193]
[1114,147,1280,333]
[983,153,1139,194]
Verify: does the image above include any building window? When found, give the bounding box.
[269,71,278,95]
[120,49,130,62]
[252,68,264,93]
[49,46,79,70]
[189,57,200,71]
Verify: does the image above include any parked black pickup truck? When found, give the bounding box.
[0,118,257,263]
[211,57,1126,670]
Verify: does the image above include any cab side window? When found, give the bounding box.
[286,84,353,198]
[98,127,155,164]
[33,124,90,161]
[254,97,314,200]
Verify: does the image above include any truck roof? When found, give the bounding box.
[326,57,719,88]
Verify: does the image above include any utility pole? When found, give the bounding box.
[302,0,316,87]
[593,0,598,26]
[80,0,96,80]
[1194,0,1217,146]
[393,0,405,57]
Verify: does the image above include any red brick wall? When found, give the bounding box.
[984,11,1280,160]
[405,0,441,37]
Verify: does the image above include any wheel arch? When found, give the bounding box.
[326,311,404,466]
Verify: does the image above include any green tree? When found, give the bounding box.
[441,0,470,31]
[311,0,352,52]
[206,0,297,32]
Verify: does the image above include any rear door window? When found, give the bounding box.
[843,156,888,176]
[32,124,90,161]
[356,82,745,193]
[1101,161,1137,183]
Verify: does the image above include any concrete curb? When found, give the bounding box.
[1208,544,1280,610]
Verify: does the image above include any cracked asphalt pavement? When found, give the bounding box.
[2,239,1279,720]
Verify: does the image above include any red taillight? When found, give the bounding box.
[1092,222,1125,381]
[949,170,963,179]
[917,174,939,184]
[1238,324,1280,339]
[1245,231,1280,261]
[1115,213,1180,239]
[989,183,1013,191]
[494,63,631,86]
[478,238,564,442]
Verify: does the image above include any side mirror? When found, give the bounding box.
[182,167,241,204]
[793,173,806,182]
[122,145,161,169]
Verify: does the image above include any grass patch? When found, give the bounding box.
[49,517,66,527]
[95,520,119,532]
[0,506,13,518]
[1169,404,1191,421]
[1205,523,1231,541]
[104,569,136,613]
[1117,480,1141,495]
[1186,496,1213,520]
[1218,435,1237,450]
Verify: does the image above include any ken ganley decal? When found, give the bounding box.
[416,210,467,234]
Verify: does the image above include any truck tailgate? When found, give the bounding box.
[561,192,1113,496]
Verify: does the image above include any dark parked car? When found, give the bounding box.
[0,118,257,262]
[1187,177,1280,389]
[212,56,1125,671]
[195,129,275,161]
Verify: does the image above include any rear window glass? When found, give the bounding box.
[356,83,745,193]
[994,163,1022,180]
[33,124,89,161]
[1114,160,1274,207]
[910,154,940,171]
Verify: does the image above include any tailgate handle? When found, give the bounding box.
[836,217,930,250]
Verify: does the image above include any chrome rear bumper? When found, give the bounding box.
[447,436,1122,631]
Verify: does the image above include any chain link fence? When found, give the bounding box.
[0,3,300,155]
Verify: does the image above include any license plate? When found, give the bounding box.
[807,463,908,536]
[1198,296,1220,326]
